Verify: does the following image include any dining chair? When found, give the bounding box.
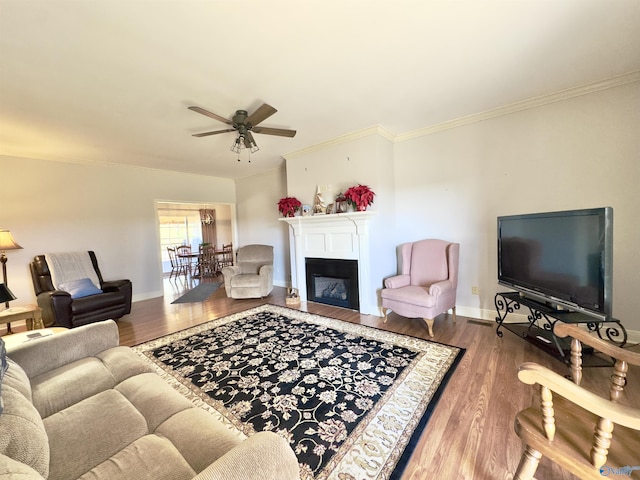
[166,247,181,279]
[196,245,217,278]
[175,245,194,277]
[219,243,234,269]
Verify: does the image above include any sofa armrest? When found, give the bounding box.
[258,265,273,276]
[36,291,73,328]
[191,431,299,480]
[384,274,410,289]
[6,320,120,379]
[101,279,129,292]
[102,278,132,314]
[0,454,46,479]
[428,279,454,296]
[258,265,274,282]
[221,266,241,295]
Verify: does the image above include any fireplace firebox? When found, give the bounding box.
[305,257,359,310]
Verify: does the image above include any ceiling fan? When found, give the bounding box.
[188,103,296,154]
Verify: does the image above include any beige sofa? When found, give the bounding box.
[0,321,300,480]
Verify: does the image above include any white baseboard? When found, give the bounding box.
[132,290,163,303]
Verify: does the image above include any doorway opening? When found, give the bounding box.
[156,202,233,277]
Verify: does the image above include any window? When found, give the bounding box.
[158,208,203,273]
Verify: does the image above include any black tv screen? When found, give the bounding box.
[497,207,613,321]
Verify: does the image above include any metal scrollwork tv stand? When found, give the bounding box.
[495,291,627,367]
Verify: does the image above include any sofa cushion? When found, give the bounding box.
[380,285,437,308]
[31,357,117,418]
[231,273,261,288]
[70,291,125,315]
[45,389,149,480]
[96,346,155,384]
[156,407,244,473]
[78,434,196,480]
[409,239,449,286]
[239,262,266,275]
[0,361,49,478]
[115,373,194,432]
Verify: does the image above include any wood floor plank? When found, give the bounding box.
[109,278,640,480]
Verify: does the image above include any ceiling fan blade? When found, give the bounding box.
[188,106,233,125]
[192,128,235,137]
[252,126,297,137]
[246,103,277,127]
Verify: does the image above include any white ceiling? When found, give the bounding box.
[1,0,639,179]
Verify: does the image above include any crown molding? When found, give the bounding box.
[283,125,395,160]
[285,71,640,158]
[396,70,640,142]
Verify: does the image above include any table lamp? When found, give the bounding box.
[0,229,23,306]
[0,283,16,306]
[0,230,22,333]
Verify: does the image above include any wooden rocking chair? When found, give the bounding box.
[513,323,640,479]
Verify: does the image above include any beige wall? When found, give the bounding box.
[234,167,289,286]
[393,81,640,330]
[269,81,640,332]
[1,156,236,303]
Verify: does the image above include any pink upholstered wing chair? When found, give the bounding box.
[381,239,460,337]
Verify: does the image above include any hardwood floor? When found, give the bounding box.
[114,277,640,480]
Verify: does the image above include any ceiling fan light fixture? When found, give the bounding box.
[230,133,259,155]
[230,135,243,154]
[246,132,259,153]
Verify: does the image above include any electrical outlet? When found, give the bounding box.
[471,286,479,295]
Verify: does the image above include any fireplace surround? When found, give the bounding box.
[279,211,377,315]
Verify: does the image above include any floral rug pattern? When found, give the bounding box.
[133,305,463,480]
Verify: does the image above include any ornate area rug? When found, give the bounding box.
[133,305,464,480]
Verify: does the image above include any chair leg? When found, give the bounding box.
[452,305,457,323]
[423,318,434,337]
[514,445,542,480]
[382,307,389,324]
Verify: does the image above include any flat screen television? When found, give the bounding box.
[497,207,613,321]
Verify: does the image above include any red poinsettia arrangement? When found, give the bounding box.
[344,184,375,211]
[277,196,302,217]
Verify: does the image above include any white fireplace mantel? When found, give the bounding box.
[279,211,378,315]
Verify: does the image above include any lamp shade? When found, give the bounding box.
[0,230,22,251]
[0,283,16,303]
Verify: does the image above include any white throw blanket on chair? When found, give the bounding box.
[45,252,101,290]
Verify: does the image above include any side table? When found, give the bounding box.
[0,305,44,333]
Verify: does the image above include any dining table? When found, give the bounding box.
[178,249,226,278]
